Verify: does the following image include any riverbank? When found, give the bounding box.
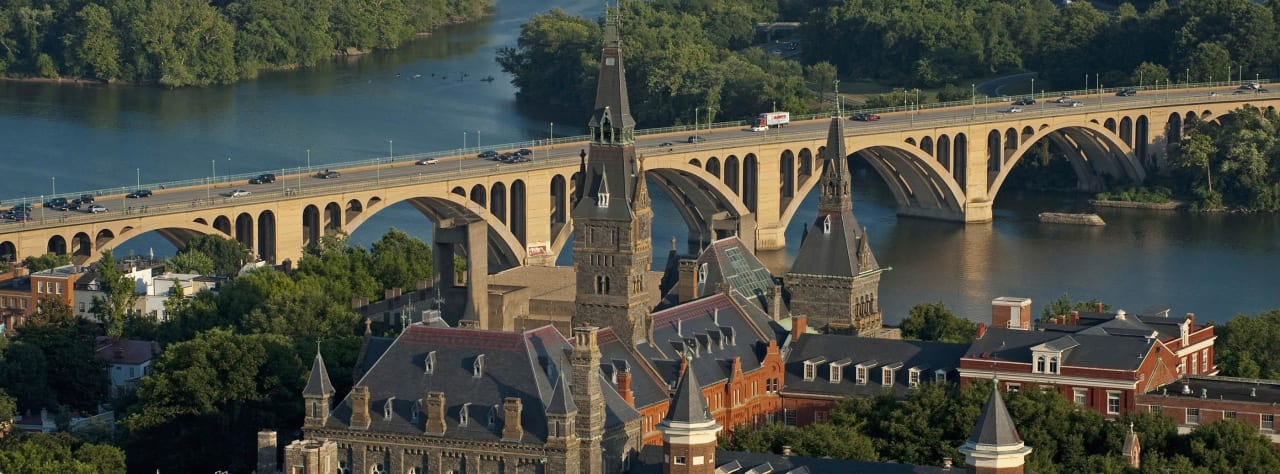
[1090,199,1186,210]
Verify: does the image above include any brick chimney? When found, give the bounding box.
[792,315,807,342]
[617,367,634,406]
[991,297,1032,330]
[501,397,523,441]
[425,391,447,435]
[1095,301,1104,313]
[349,386,371,430]
[677,258,700,303]
[976,323,987,339]
[1070,311,1079,324]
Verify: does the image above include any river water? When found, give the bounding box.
[0,0,1276,324]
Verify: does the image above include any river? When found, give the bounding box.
[0,0,1276,324]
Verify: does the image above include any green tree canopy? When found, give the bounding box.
[900,302,976,344]
[0,432,125,474]
[181,234,251,277]
[22,253,70,272]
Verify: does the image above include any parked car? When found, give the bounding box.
[1013,98,1036,106]
[249,173,276,184]
[316,170,341,179]
[229,189,251,198]
[88,204,108,214]
[44,197,69,210]
[1116,88,1137,97]
[126,189,153,198]
[416,158,440,165]
[687,135,705,143]
[851,113,881,122]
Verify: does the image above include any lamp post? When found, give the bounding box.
[51,177,55,197]
[462,131,467,173]
[389,140,394,162]
[136,168,140,190]
[476,130,481,154]
[208,159,215,201]
[1186,68,1190,85]
[694,107,699,139]
[971,83,976,120]
[1030,77,1034,100]
[912,88,919,126]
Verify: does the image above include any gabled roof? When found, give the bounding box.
[968,379,1022,446]
[783,334,968,398]
[303,350,335,397]
[666,357,711,424]
[966,328,1158,371]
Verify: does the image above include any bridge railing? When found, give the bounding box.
[1,78,1270,210]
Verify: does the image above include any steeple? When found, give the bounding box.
[959,379,1032,474]
[818,117,853,213]
[1122,422,1141,468]
[572,5,653,347]
[303,349,335,429]
[659,356,721,474]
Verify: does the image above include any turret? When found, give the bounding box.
[658,356,721,474]
[958,378,1032,474]
[302,349,335,429]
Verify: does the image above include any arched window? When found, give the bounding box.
[822,215,832,234]
[1049,357,1059,374]
[1035,356,1046,373]
[371,463,387,474]
[338,461,351,474]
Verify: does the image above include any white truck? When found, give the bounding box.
[755,112,790,129]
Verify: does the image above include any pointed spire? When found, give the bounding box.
[303,349,335,397]
[546,355,578,415]
[666,356,711,424]
[818,117,852,213]
[967,378,1021,446]
[588,4,636,139]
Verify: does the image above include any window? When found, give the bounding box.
[384,397,396,421]
[78,302,85,312]
[1149,405,1162,415]
[1263,414,1274,431]
[1226,411,1237,420]
[1200,351,1209,373]
[473,354,485,378]
[830,360,850,384]
[673,456,687,465]
[488,406,498,428]
[935,369,947,383]
[459,403,470,427]
[1187,407,1200,425]
[803,363,816,381]
[55,282,61,295]
[1036,356,1045,373]
[338,461,350,474]
[1006,383,1020,394]
[1073,388,1088,406]
[784,409,797,426]
[1107,391,1121,415]
[908,369,920,388]
[370,464,386,474]
[1049,357,1059,374]
[856,367,868,385]
[424,351,436,374]
[814,410,829,423]
[37,281,44,294]
[881,367,894,386]
[1191,357,1197,375]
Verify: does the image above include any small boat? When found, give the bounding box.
[412,74,422,79]
[481,75,495,82]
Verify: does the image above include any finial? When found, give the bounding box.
[1129,422,1134,432]
[363,318,372,336]
[316,340,322,356]
[671,236,677,251]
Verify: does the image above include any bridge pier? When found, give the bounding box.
[433,218,489,327]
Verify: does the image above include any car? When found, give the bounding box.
[1007,106,1023,113]
[44,197,69,210]
[658,142,674,147]
[248,173,276,184]
[1013,98,1036,106]
[478,150,498,159]
[1053,96,1073,104]
[229,189,251,198]
[316,170,341,179]
[687,135,705,143]
[416,158,440,165]
[851,113,881,122]
[88,204,108,214]
[517,148,533,156]
[1115,89,1137,97]
[1064,100,1083,107]
[1240,82,1261,90]
[79,194,95,204]
[126,189,152,198]
[751,125,769,132]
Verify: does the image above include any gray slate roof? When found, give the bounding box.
[1041,311,1198,342]
[782,334,968,398]
[303,351,335,397]
[969,379,1022,446]
[632,446,950,474]
[789,118,879,279]
[966,327,1156,371]
[326,324,638,443]
[637,293,778,390]
[666,356,712,424]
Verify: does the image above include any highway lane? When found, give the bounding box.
[1,84,1270,233]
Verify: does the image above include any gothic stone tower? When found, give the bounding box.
[572,326,607,473]
[785,117,884,334]
[573,7,654,346]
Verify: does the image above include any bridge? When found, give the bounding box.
[1,84,1275,270]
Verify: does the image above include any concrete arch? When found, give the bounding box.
[990,120,1146,199]
[921,136,934,156]
[987,130,1002,175]
[324,202,341,232]
[85,220,224,265]
[490,182,507,224]
[194,218,208,226]
[640,158,754,247]
[470,184,487,208]
[213,215,232,235]
[95,229,115,250]
[689,158,701,167]
[1021,126,1034,144]
[550,174,568,238]
[798,148,814,177]
[0,241,14,263]
[953,133,968,189]
[510,180,527,246]
[1104,118,1117,133]
[1120,116,1134,146]
[780,150,795,200]
[938,134,952,171]
[905,137,916,146]
[345,199,364,223]
[257,210,276,263]
[235,213,254,252]
[1135,115,1150,167]
[743,154,759,213]
[367,196,383,209]
[71,232,91,259]
[344,191,526,269]
[706,157,721,178]
[302,205,320,247]
[724,155,740,194]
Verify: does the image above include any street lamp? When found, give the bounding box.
[462,131,468,172]
[389,140,394,162]
[51,177,55,197]
[1030,77,1034,100]
[971,83,976,120]
[136,168,140,190]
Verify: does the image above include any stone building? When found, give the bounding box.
[784,118,886,335]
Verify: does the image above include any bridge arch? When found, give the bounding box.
[85,220,224,265]
[921,136,934,156]
[469,184,487,208]
[706,157,721,178]
[345,199,364,223]
[0,241,14,263]
[302,205,320,247]
[1119,117,1133,146]
[937,135,952,171]
[490,182,507,224]
[343,191,526,270]
[743,154,759,213]
[780,150,795,200]
[235,213,254,252]
[724,155,740,193]
[257,210,276,263]
[510,179,526,246]
[451,186,465,197]
[213,215,232,235]
[324,202,341,232]
[953,133,968,188]
[71,232,91,259]
[689,158,701,168]
[640,157,753,248]
[989,120,1146,199]
[550,175,568,235]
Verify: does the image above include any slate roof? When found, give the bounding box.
[631,446,950,474]
[598,328,670,411]
[1041,310,1202,342]
[587,9,636,132]
[788,118,880,279]
[968,379,1022,446]
[1147,375,1280,405]
[303,350,335,397]
[326,324,638,443]
[781,334,968,398]
[636,293,778,392]
[695,237,778,310]
[965,327,1156,371]
[666,356,712,424]
[94,337,160,366]
[574,7,641,222]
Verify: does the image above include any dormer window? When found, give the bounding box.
[425,351,436,375]
[829,359,852,384]
[855,361,878,385]
[698,263,708,284]
[822,215,832,234]
[473,354,485,378]
[459,402,470,427]
[935,369,947,383]
[908,367,924,388]
[1049,357,1059,374]
[1033,351,1062,374]
[411,399,421,423]
[881,362,903,387]
[803,357,827,382]
[383,397,396,421]
[488,405,498,429]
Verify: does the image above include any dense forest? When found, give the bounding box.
[499,0,1280,125]
[1166,106,1280,210]
[0,0,492,87]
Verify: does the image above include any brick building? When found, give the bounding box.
[1137,375,1280,444]
[0,264,85,335]
[1040,306,1216,376]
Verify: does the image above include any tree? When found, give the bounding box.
[369,228,434,292]
[64,4,121,80]
[1130,61,1169,88]
[0,432,125,474]
[804,61,837,99]
[90,249,139,338]
[19,298,109,412]
[900,303,975,344]
[1185,419,1280,472]
[936,84,968,103]
[167,249,214,275]
[1039,293,1111,322]
[181,234,250,277]
[22,253,70,272]
[1215,310,1280,378]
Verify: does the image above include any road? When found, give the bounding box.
[0,83,1270,233]
[976,72,1038,97]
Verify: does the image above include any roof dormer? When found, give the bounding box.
[829,358,852,384]
[881,362,904,386]
[803,357,828,382]
[473,354,485,378]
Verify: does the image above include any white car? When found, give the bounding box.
[1065,101,1083,107]
[230,189,251,198]
[417,158,440,165]
[751,125,768,132]
[88,204,108,213]
[1007,106,1023,113]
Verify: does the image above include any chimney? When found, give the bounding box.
[425,391,447,435]
[417,279,430,290]
[256,430,277,474]
[942,457,953,469]
[349,385,371,430]
[677,258,699,303]
[1186,312,1195,327]
[617,367,634,406]
[501,397,523,441]
[1070,310,1079,324]
[792,315,807,342]
[1095,301,1104,313]
[991,297,1031,330]
[976,323,987,339]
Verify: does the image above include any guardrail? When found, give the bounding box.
[0,78,1270,211]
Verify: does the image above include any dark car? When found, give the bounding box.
[478,150,498,159]
[126,189,153,198]
[1013,98,1036,106]
[1116,88,1137,97]
[44,197,69,210]
[687,135,705,143]
[851,113,881,122]
[79,194,95,204]
[658,142,674,147]
[316,170,341,179]
[517,148,533,156]
[249,173,276,184]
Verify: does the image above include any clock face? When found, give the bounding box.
[606,57,616,66]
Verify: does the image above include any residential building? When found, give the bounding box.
[0,264,86,335]
[95,336,161,396]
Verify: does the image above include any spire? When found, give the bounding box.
[818,117,852,213]
[303,349,335,397]
[588,5,636,141]
[546,357,578,416]
[967,378,1021,446]
[665,356,711,424]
